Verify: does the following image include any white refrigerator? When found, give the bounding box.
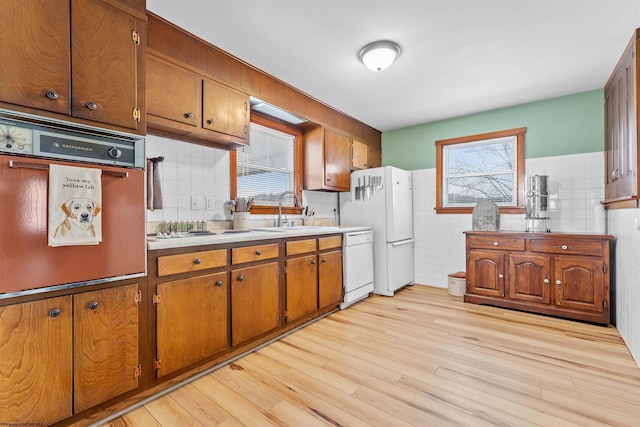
[339,166,414,296]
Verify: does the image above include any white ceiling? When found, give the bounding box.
[147,0,640,132]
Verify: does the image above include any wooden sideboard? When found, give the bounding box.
[464,231,614,325]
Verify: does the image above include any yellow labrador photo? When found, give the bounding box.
[53,198,102,239]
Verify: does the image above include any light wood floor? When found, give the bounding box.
[102,285,640,426]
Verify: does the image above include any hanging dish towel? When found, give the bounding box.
[146,158,163,210]
[48,164,102,247]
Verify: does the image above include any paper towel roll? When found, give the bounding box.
[593,204,606,234]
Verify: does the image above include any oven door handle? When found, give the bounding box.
[9,160,128,178]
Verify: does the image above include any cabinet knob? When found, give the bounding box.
[45,90,59,100]
[237,275,245,282]
[556,280,562,285]
[561,245,568,250]
[255,250,262,256]
[321,258,327,264]
[310,259,316,265]
[543,278,550,284]
[193,258,201,265]
[206,118,215,125]
[86,101,97,110]
[492,241,499,246]
[184,112,193,119]
[215,280,223,287]
[49,308,61,318]
[498,273,504,279]
[88,301,99,310]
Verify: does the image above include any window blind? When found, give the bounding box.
[236,123,296,206]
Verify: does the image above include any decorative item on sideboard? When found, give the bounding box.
[525,174,551,232]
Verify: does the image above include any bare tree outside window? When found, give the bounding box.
[436,128,526,214]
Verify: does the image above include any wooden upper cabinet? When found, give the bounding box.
[147,53,250,149]
[0,296,73,426]
[368,144,382,169]
[0,0,145,134]
[303,126,351,191]
[202,79,249,140]
[0,0,71,115]
[71,0,145,132]
[352,139,368,170]
[147,55,201,128]
[604,28,640,208]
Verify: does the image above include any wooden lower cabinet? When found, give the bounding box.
[286,255,318,322]
[156,273,228,378]
[0,296,73,426]
[319,250,343,309]
[231,262,280,346]
[74,283,139,412]
[465,232,613,324]
[0,281,139,425]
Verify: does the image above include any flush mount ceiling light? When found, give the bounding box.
[358,40,401,71]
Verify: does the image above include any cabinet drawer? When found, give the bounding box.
[286,239,317,256]
[530,239,603,257]
[232,243,279,264]
[158,249,227,277]
[318,236,342,250]
[467,236,525,251]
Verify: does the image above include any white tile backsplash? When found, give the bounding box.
[412,152,606,288]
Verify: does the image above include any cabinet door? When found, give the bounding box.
[202,79,249,140]
[286,255,318,322]
[319,250,343,308]
[324,129,351,190]
[156,273,228,378]
[0,296,72,426]
[71,0,143,131]
[147,56,202,128]
[351,139,368,169]
[508,254,551,304]
[467,251,505,297]
[0,0,70,115]
[368,144,382,169]
[74,283,139,413]
[231,262,279,346]
[554,256,604,313]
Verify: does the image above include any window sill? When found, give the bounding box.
[435,206,525,215]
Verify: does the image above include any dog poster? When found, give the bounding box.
[48,164,102,247]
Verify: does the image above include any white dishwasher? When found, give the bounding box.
[340,230,374,309]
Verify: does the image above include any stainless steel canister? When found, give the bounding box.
[525,175,548,218]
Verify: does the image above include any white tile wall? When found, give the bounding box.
[608,208,640,366]
[145,135,340,228]
[412,152,605,288]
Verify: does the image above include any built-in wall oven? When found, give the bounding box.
[0,109,146,297]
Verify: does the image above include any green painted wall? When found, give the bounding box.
[382,89,604,170]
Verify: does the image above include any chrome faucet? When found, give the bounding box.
[277,191,301,227]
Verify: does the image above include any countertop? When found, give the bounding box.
[147,225,372,250]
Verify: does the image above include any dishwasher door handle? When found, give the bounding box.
[390,239,414,247]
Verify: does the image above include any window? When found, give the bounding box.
[230,114,303,214]
[435,127,525,214]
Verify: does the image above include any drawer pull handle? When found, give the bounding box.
[49,308,61,318]
[561,245,568,250]
[46,90,59,100]
[255,250,262,256]
[88,301,99,310]
[184,112,193,118]
[194,259,201,265]
[86,101,97,110]
[215,280,223,287]
[207,118,215,125]
[543,278,550,284]
[556,280,562,285]
[492,241,499,246]
[237,275,245,282]
[498,273,504,279]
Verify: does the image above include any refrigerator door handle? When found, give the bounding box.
[390,239,415,247]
